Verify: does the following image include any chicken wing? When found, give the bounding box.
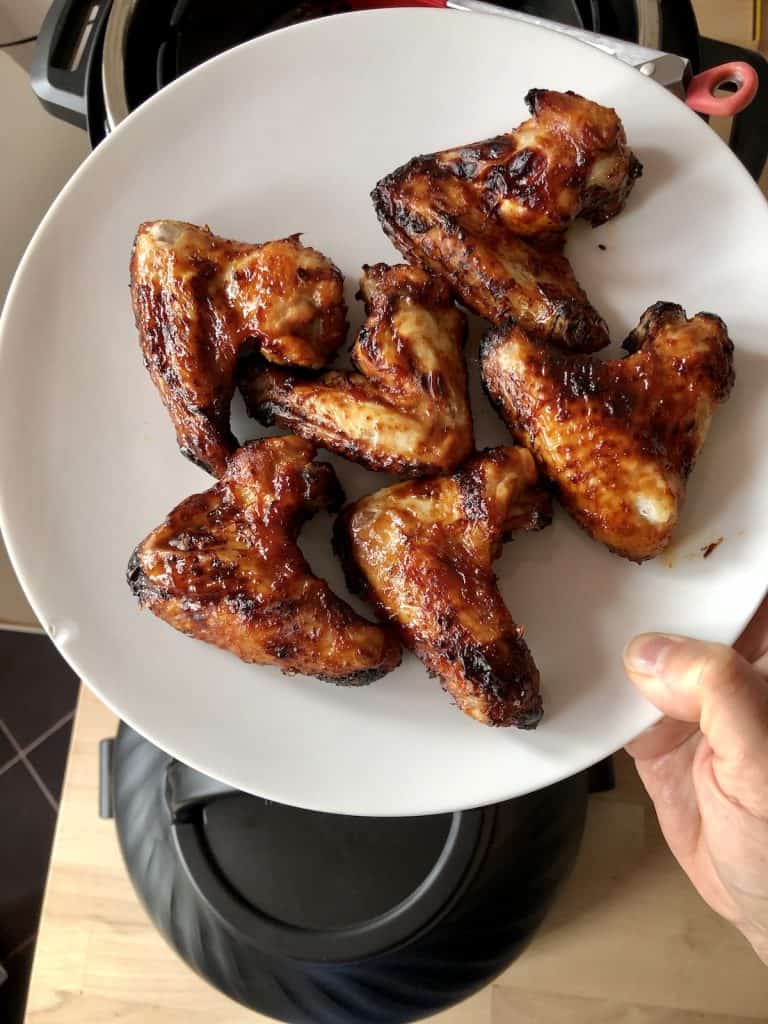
[239,263,473,476]
[481,303,735,562]
[131,220,347,477]
[372,90,641,352]
[127,435,401,684]
[335,447,552,727]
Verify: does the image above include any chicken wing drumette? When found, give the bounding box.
[127,435,400,684]
[372,90,642,352]
[336,446,551,727]
[131,220,347,476]
[481,303,734,562]
[240,263,473,477]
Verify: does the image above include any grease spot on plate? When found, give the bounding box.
[701,537,724,559]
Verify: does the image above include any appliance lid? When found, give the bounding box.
[100,0,668,132]
[165,759,492,962]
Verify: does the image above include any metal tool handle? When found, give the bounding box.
[345,0,688,84]
[347,0,759,118]
[447,0,669,62]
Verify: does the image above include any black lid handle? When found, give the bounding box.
[164,759,239,823]
[30,0,113,130]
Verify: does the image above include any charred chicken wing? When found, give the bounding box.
[131,220,347,477]
[127,436,401,684]
[372,90,642,351]
[240,263,473,476]
[336,447,552,727]
[481,303,734,562]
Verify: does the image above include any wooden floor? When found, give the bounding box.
[25,688,768,1023]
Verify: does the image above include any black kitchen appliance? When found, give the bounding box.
[98,723,602,1023]
[29,3,768,1021]
[29,0,768,178]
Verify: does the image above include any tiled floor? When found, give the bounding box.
[0,630,79,1023]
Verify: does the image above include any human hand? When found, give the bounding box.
[624,598,768,964]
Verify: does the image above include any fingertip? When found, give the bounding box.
[622,632,704,722]
[623,632,685,678]
[623,635,768,754]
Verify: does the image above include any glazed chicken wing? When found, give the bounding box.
[127,436,400,684]
[239,263,473,476]
[372,90,641,351]
[131,221,347,477]
[481,303,734,562]
[336,447,552,727]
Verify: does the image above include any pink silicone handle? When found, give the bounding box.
[685,61,758,116]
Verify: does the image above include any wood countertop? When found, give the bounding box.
[25,687,767,1023]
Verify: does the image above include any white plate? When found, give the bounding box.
[1,10,767,816]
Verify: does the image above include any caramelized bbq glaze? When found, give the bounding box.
[131,221,347,477]
[240,263,474,476]
[335,446,551,727]
[128,436,400,683]
[481,303,734,562]
[372,90,641,352]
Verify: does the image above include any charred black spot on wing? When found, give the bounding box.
[622,301,686,353]
[354,325,377,364]
[372,171,432,234]
[448,150,480,180]
[624,304,735,403]
[524,87,545,115]
[228,594,261,618]
[485,148,547,208]
[540,285,609,351]
[458,639,543,729]
[514,704,545,729]
[316,663,396,687]
[126,548,156,605]
[126,548,143,592]
[179,446,216,476]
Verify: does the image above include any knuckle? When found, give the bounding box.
[695,643,745,695]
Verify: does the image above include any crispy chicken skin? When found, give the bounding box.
[335,447,552,727]
[127,436,401,684]
[372,90,641,352]
[131,221,347,477]
[481,303,734,562]
[240,264,474,476]
[438,89,643,236]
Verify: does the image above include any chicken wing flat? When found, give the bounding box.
[372,90,642,352]
[336,447,552,727]
[481,303,734,562]
[240,264,473,476]
[131,221,347,477]
[127,435,400,684]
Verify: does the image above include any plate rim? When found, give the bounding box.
[1,7,767,815]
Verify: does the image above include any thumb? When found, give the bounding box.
[624,633,768,815]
